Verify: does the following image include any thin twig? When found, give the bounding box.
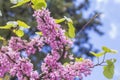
[57,46,66,62]
[6,54,17,63]
[39,72,46,79]
[94,54,106,67]
[79,13,100,33]
[97,57,99,64]
[102,53,106,63]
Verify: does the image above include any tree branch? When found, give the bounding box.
[57,46,66,62]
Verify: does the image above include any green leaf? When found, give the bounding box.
[11,0,30,8]
[0,36,7,45]
[13,30,24,37]
[103,65,114,79]
[109,49,117,54]
[103,59,115,79]
[17,20,30,28]
[107,59,116,64]
[32,0,47,10]
[35,32,43,35]
[7,21,18,27]
[0,25,12,29]
[31,0,38,4]
[65,32,69,37]
[90,51,105,57]
[63,62,69,66]
[0,21,18,29]
[67,22,75,38]
[75,58,84,62]
[0,36,5,40]
[102,46,111,52]
[64,16,73,23]
[55,18,65,23]
[102,46,117,54]
[64,16,75,38]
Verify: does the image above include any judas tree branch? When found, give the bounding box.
[57,46,66,62]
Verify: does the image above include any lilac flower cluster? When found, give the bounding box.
[41,54,93,80]
[10,58,39,80]
[33,8,94,80]
[33,8,72,53]
[8,36,44,56]
[0,46,39,80]
[0,8,94,80]
[0,46,19,77]
[61,59,94,79]
[8,37,26,51]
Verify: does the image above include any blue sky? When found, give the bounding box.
[76,0,120,80]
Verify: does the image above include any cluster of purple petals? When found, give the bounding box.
[10,58,39,80]
[8,36,44,56]
[0,46,19,77]
[41,54,93,80]
[0,46,39,80]
[0,8,94,80]
[33,8,94,80]
[8,37,26,51]
[33,8,72,53]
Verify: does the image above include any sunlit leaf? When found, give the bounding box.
[0,21,18,29]
[0,36,5,40]
[13,29,24,37]
[31,0,40,5]
[102,46,117,54]
[0,25,12,29]
[35,32,43,35]
[110,49,117,53]
[32,0,47,10]
[67,22,75,38]
[65,32,69,37]
[11,0,30,8]
[90,51,105,57]
[103,65,114,79]
[75,58,84,62]
[103,59,116,79]
[0,36,7,46]
[55,18,65,23]
[7,21,18,27]
[64,16,75,38]
[102,46,111,52]
[17,20,30,28]
[63,62,69,66]
[64,16,73,23]
[107,59,116,64]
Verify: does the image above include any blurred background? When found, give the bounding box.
[0,0,120,80]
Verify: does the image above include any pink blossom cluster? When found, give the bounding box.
[33,8,94,80]
[33,8,72,53]
[0,46,39,80]
[8,36,44,56]
[0,8,94,80]
[41,54,93,80]
[0,46,19,77]
[10,58,39,80]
